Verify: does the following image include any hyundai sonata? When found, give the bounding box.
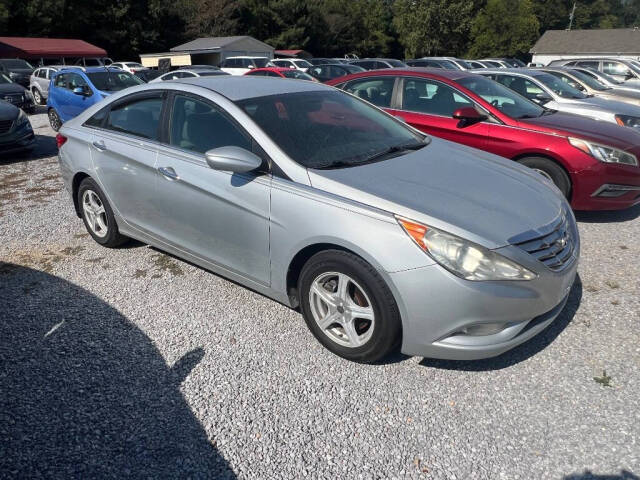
[57,77,579,363]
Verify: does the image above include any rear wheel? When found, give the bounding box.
[48,108,62,132]
[32,88,42,105]
[77,177,128,247]
[298,250,401,363]
[517,157,571,199]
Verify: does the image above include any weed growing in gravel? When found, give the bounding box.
[605,280,620,289]
[593,370,613,387]
[619,245,629,250]
[151,253,184,276]
[611,299,620,305]
[584,284,599,293]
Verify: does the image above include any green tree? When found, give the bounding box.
[468,0,540,58]
[573,0,624,29]
[531,0,573,31]
[392,0,477,58]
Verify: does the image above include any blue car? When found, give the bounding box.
[47,67,143,131]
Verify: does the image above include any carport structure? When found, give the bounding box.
[0,37,107,66]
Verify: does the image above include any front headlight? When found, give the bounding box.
[397,218,537,281]
[615,114,640,129]
[569,137,638,166]
[16,110,29,126]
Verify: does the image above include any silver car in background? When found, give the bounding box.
[477,68,640,131]
[56,77,579,363]
[29,66,62,105]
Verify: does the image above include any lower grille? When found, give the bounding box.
[2,93,24,104]
[0,119,13,134]
[515,214,575,272]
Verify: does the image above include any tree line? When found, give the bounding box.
[0,0,639,61]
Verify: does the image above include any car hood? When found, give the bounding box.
[518,111,640,153]
[8,68,33,76]
[0,99,19,119]
[577,95,640,115]
[0,83,26,94]
[600,88,640,101]
[308,138,565,249]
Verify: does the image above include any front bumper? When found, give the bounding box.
[0,130,35,154]
[571,160,640,210]
[389,242,579,361]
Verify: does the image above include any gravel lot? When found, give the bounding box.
[1,113,639,479]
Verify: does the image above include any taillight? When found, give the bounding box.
[56,133,67,149]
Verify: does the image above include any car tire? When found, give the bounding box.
[517,157,571,199]
[298,249,401,363]
[77,177,128,248]
[32,88,42,105]
[48,108,62,132]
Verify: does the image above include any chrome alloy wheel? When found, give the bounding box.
[309,272,375,348]
[82,190,108,238]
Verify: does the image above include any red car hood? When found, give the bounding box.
[517,111,640,154]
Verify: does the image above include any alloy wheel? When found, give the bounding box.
[309,271,375,348]
[48,109,61,131]
[82,190,108,238]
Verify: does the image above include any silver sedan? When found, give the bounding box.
[56,77,579,363]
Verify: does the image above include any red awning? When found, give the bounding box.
[0,37,107,58]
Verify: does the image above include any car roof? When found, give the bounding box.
[473,68,546,77]
[176,76,327,101]
[325,67,475,85]
[251,67,294,72]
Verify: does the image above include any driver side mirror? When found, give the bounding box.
[533,92,552,104]
[72,86,91,96]
[205,146,263,173]
[452,107,487,126]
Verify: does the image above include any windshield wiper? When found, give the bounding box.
[314,140,429,170]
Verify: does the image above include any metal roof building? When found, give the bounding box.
[140,36,274,68]
[530,28,640,65]
[0,37,107,63]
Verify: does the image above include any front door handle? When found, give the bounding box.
[158,166,179,180]
[92,140,107,151]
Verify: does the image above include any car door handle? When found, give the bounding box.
[92,140,107,151]
[158,166,179,180]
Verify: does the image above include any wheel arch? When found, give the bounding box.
[511,152,574,200]
[71,172,91,217]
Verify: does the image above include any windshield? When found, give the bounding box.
[197,71,228,76]
[580,68,622,85]
[566,69,608,91]
[237,90,425,168]
[458,75,545,119]
[343,65,365,74]
[0,59,33,69]
[293,59,312,68]
[281,70,314,80]
[453,59,472,69]
[439,59,460,70]
[126,63,143,68]
[86,71,143,91]
[387,59,408,68]
[535,72,586,99]
[252,58,270,68]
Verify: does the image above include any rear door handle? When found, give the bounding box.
[158,166,179,180]
[92,140,107,151]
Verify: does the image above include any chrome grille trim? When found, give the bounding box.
[514,213,575,272]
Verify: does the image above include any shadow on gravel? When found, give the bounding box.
[575,204,640,223]
[419,274,583,372]
[0,263,235,479]
[563,470,639,480]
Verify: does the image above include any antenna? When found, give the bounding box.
[568,1,577,30]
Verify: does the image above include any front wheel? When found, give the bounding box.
[48,108,62,132]
[32,88,42,105]
[298,250,401,363]
[517,157,571,199]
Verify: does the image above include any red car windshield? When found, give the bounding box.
[458,76,546,119]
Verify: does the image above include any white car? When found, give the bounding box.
[149,69,230,83]
[271,58,312,72]
[219,57,272,75]
[111,62,148,74]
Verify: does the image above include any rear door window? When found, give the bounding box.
[344,77,396,108]
[603,61,630,76]
[105,96,164,140]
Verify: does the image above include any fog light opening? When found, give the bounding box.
[456,322,511,336]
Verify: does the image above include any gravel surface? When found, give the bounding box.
[1,113,639,479]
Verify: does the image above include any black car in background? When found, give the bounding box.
[0,99,35,154]
[349,58,408,70]
[307,63,366,82]
[0,73,35,113]
[0,59,35,87]
[134,69,162,83]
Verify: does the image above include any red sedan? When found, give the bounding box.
[327,68,640,210]
[244,67,318,82]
